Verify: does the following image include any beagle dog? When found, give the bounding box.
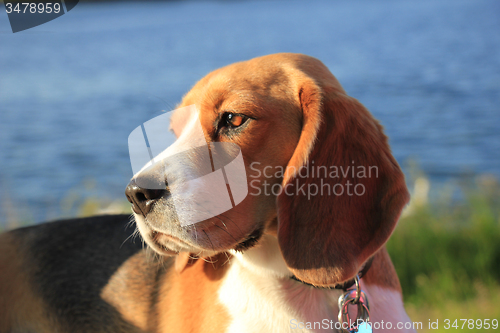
[0,53,415,333]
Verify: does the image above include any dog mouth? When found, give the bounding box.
[150,231,186,255]
[149,225,264,256]
[233,226,264,252]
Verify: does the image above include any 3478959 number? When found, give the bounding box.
[5,2,61,14]
[444,319,498,329]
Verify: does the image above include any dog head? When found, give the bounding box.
[126,53,409,286]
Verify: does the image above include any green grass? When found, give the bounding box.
[387,174,500,330]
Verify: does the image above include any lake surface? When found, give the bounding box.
[0,0,499,224]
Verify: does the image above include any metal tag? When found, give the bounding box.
[337,275,372,333]
[357,322,372,333]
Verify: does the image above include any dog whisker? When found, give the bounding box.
[222,251,232,266]
[219,213,242,234]
[214,224,239,243]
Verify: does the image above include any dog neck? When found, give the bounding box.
[229,234,292,279]
[222,235,341,333]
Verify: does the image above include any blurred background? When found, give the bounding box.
[1,0,499,329]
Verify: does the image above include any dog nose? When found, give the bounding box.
[125,179,166,216]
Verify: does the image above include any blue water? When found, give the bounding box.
[0,0,499,224]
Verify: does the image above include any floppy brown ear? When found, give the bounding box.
[277,74,410,287]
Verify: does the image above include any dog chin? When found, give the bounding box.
[151,230,195,254]
[134,214,213,256]
[133,213,180,255]
[133,212,264,257]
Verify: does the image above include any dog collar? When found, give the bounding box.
[290,256,374,290]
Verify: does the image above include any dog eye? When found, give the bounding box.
[222,113,248,129]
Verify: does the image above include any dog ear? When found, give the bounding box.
[277,75,410,287]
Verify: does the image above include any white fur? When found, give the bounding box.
[134,105,203,177]
[219,236,417,333]
[135,104,246,227]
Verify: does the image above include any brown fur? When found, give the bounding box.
[363,247,402,292]
[0,232,61,332]
[277,73,409,286]
[157,253,231,333]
